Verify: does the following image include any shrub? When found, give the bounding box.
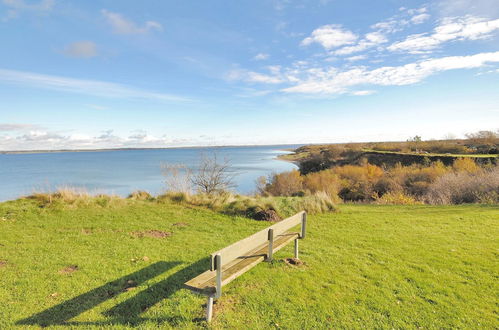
[264,170,303,196]
[375,192,421,205]
[128,190,153,201]
[425,167,499,204]
[333,164,383,201]
[303,169,341,198]
[373,177,403,196]
[389,162,450,197]
[452,158,480,173]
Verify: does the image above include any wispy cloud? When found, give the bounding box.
[304,6,431,56]
[63,41,98,58]
[438,0,499,17]
[0,68,190,102]
[0,128,216,151]
[333,31,387,56]
[0,123,41,131]
[101,9,162,35]
[231,51,499,95]
[388,16,499,54]
[282,51,499,94]
[1,0,53,20]
[254,53,270,61]
[350,90,375,96]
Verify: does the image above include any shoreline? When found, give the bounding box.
[0,144,304,155]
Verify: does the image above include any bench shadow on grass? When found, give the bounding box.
[17,258,208,327]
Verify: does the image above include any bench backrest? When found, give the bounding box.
[210,211,306,270]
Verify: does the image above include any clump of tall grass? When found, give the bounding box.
[158,191,336,220]
[127,190,154,201]
[24,187,124,208]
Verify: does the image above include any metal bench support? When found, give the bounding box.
[294,238,299,259]
[267,228,274,262]
[215,254,222,298]
[206,296,214,322]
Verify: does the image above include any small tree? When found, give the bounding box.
[191,153,236,194]
[161,163,192,193]
[407,135,422,152]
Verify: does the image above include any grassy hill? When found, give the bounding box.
[0,198,497,328]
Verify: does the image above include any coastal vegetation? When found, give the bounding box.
[280,130,498,174]
[261,158,498,204]
[1,197,497,328]
[267,131,499,205]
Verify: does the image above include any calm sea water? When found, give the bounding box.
[0,145,300,201]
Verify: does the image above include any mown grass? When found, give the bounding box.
[0,199,497,329]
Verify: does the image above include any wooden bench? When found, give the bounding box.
[184,211,307,322]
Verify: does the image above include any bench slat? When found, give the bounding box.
[184,232,299,295]
[210,211,305,270]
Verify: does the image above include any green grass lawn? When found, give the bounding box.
[0,199,497,329]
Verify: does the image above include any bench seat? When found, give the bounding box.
[184,231,299,295]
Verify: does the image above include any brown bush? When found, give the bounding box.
[425,167,499,204]
[264,170,303,196]
[375,192,421,205]
[333,164,383,201]
[389,162,449,197]
[303,169,340,197]
[452,158,480,173]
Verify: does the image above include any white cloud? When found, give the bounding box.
[0,123,41,131]
[0,129,175,151]
[0,68,189,102]
[101,9,163,35]
[254,53,270,60]
[227,67,284,84]
[350,90,375,96]
[63,41,98,58]
[346,55,367,61]
[301,25,358,49]
[309,6,430,56]
[334,31,388,55]
[231,51,499,95]
[411,13,430,24]
[388,16,499,53]
[281,51,499,94]
[247,72,283,84]
[438,0,499,17]
[2,0,53,20]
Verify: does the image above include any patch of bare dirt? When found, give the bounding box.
[212,295,240,315]
[172,222,188,227]
[58,265,78,274]
[0,260,7,268]
[284,258,304,266]
[130,230,172,238]
[81,228,93,235]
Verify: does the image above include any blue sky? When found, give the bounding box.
[0,0,498,150]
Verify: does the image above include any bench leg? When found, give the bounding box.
[206,296,214,322]
[294,238,299,259]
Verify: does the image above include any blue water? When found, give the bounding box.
[0,145,300,201]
